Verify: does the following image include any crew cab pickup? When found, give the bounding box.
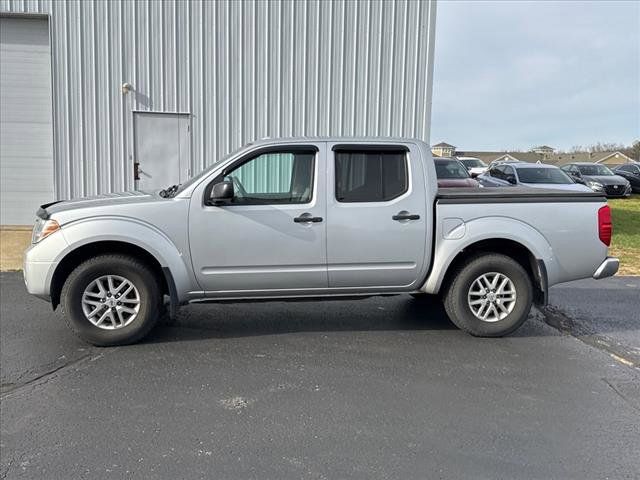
[24,137,619,346]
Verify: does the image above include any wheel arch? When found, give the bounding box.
[50,240,174,310]
[47,218,196,311]
[421,215,555,303]
[435,238,548,305]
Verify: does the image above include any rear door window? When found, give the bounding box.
[334,150,408,202]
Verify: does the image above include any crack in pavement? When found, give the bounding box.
[0,352,106,400]
[541,305,639,370]
[2,350,94,392]
[602,378,640,413]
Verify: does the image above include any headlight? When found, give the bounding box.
[587,181,604,191]
[32,218,60,244]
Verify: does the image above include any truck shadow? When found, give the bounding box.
[145,294,546,343]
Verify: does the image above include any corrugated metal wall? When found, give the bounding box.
[0,0,437,200]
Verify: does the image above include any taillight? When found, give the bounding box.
[598,205,612,246]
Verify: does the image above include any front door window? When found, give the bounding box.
[223,151,315,205]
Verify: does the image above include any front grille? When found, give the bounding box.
[605,184,626,196]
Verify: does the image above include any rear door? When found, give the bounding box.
[325,142,428,289]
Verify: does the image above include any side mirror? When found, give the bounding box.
[506,175,517,185]
[209,181,234,204]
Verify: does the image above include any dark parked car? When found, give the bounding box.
[477,163,592,192]
[434,158,480,188]
[612,163,640,193]
[560,162,632,198]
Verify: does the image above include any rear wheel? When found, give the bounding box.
[60,254,162,346]
[443,253,533,337]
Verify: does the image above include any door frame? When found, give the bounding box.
[132,110,191,191]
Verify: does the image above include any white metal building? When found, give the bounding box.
[0,0,437,225]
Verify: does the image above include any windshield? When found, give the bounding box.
[517,167,574,184]
[460,159,486,168]
[173,144,251,195]
[435,160,470,179]
[577,164,614,176]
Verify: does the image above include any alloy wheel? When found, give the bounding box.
[467,272,517,322]
[81,275,141,330]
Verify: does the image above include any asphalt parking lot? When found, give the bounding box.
[1,272,639,479]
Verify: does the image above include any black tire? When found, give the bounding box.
[443,253,533,337]
[60,254,162,346]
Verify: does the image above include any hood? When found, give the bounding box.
[582,174,629,186]
[437,178,479,188]
[40,191,158,218]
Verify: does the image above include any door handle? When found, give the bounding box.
[392,211,420,221]
[294,213,323,223]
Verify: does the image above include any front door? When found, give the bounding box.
[189,144,327,294]
[326,143,428,289]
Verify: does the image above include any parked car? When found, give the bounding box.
[434,158,480,188]
[24,137,618,345]
[457,157,488,178]
[612,163,640,193]
[477,163,593,192]
[560,162,632,197]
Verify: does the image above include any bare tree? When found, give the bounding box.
[621,140,640,161]
[587,142,626,153]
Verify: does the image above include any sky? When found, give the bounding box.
[430,0,640,151]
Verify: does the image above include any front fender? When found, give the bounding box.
[53,217,196,302]
[421,216,556,294]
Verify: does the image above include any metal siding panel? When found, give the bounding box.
[0,0,436,201]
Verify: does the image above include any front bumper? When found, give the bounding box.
[593,256,619,280]
[604,184,632,197]
[23,261,54,301]
[22,231,68,300]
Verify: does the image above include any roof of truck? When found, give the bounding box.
[253,136,429,145]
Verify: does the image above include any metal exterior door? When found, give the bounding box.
[133,112,191,191]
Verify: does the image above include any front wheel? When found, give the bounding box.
[60,254,162,346]
[443,253,533,337]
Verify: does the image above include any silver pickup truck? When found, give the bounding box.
[24,137,619,346]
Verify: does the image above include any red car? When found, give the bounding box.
[434,158,480,188]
